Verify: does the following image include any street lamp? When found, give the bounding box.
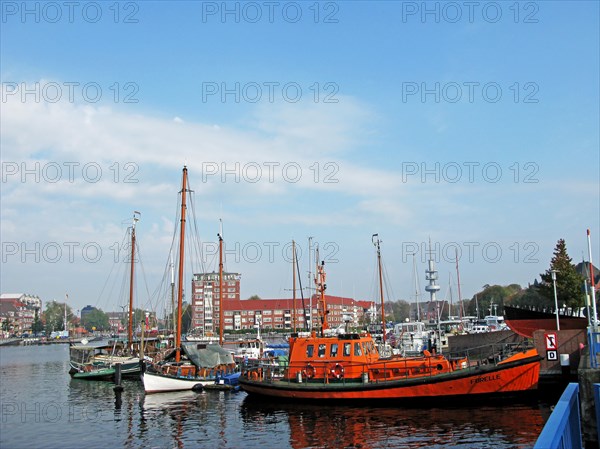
[551,269,560,331]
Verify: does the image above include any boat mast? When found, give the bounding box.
[292,240,297,333]
[308,236,313,331]
[218,220,224,346]
[372,234,386,345]
[128,211,140,352]
[315,248,328,335]
[170,251,175,337]
[176,167,188,362]
[455,247,464,330]
[64,294,68,335]
[587,229,598,330]
[412,253,420,322]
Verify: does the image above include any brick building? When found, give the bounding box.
[0,293,40,336]
[221,295,375,332]
[190,271,241,333]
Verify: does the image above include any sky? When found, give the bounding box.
[1,1,599,317]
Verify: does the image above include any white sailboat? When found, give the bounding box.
[142,167,235,394]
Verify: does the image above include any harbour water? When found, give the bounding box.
[1,344,555,449]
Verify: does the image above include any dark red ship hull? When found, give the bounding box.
[503,305,588,338]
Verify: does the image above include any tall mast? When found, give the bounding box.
[315,248,328,335]
[587,229,598,330]
[372,234,386,344]
[412,253,421,322]
[170,251,175,336]
[218,220,224,346]
[128,211,140,351]
[455,247,464,328]
[64,294,68,334]
[308,236,313,331]
[292,240,297,333]
[176,167,188,362]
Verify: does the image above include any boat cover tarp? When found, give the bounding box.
[181,342,234,368]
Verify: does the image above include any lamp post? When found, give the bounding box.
[551,269,560,331]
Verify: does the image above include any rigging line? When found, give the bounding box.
[94,227,130,308]
[134,238,153,312]
[380,252,396,305]
[294,245,307,331]
[186,191,200,275]
[187,179,207,275]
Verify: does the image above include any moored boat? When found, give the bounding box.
[142,167,237,394]
[69,341,141,380]
[239,261,542,403]
[239,331,541,402]
[503,305,588,338]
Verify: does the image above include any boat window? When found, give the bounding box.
[343,343,351,357]
[318,344,326,357]
[354,342,362,356]
[330,343,338,357]
[362,342,369,355]
[306,345,314,357]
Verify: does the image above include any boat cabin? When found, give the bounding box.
[278,331,458,383]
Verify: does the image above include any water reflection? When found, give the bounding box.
[240,397,546,449]
[1,345,554,449]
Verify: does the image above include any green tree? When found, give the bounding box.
[43,301,74,334]
[467,284,522,317]
[182,303,192,334]
[81,309,110,331]
[536,239,585,311]
[32,308,44,334]
[121,308,147,333]
[385,300,411,322]
[248,295,261,300]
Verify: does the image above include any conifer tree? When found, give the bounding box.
[537,239,585,312]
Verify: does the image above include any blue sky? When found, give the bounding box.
[1,1,599,316]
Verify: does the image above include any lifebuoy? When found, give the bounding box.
[304,364,315,379]
[330,363,344,379]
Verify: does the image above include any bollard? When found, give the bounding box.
[113,363,124,392]
[560,354,570,381]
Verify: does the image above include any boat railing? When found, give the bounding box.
[446,340,535,365]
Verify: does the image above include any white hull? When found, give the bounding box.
[142,372,213,394]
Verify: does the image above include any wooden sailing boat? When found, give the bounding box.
[239,257,541,403]
[142,167,235,394]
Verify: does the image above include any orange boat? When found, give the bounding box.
[239,261,541,402]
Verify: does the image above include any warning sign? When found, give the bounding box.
[547,350,558,361]
[545,333,557,350]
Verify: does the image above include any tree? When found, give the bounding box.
[384,300,411,323]
[248,295,261,300]
[32,308,44,334]
[181,303,192,334]
[466,284,522,317]
[43,301,74,334]
[81,309,110,331]
[121,308,147,332]
[536,239,585,311]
